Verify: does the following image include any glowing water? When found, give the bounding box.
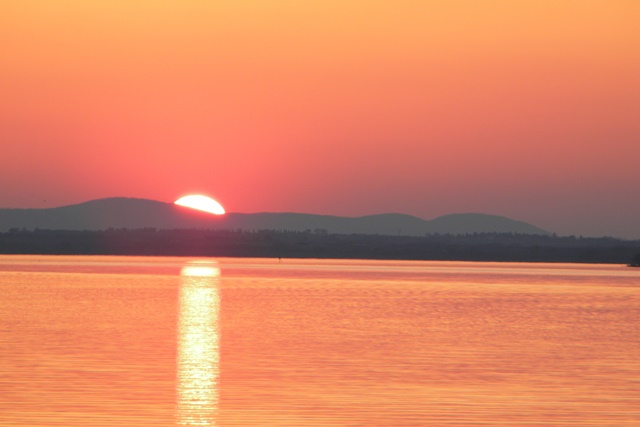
[0,256,639,426]
[178,262,220,426]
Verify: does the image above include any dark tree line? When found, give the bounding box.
[1,227,639,264]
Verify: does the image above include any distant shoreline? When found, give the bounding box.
[1,228,639,265]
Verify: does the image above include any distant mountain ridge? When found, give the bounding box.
[0,197,550,236]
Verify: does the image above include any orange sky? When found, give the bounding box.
[1,1,639,238]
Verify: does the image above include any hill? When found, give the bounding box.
[0,197,550,236]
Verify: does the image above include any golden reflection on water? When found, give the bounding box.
[2,257,640,426]
[178,261,220,426]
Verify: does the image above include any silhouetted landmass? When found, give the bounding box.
[3,197,636,264]
[0,197,550,235]
[1,228,639,264]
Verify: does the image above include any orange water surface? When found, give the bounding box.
[1,256,639,426]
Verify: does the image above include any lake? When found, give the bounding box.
[1,255,639,426]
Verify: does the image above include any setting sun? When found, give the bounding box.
[175,195,225,215]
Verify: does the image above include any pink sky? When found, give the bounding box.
[1,1,639,238]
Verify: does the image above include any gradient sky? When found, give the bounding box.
[1,1,639,238]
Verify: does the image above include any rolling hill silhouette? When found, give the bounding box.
[0,197,550,235]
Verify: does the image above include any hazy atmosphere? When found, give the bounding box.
[1,1,639,238]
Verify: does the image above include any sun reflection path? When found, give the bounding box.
[178,261,220,426]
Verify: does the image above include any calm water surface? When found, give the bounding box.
[1,255,639,426]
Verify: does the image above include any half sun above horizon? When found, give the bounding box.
[174,195,226,215]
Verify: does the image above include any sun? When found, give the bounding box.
[174,195,225,215]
